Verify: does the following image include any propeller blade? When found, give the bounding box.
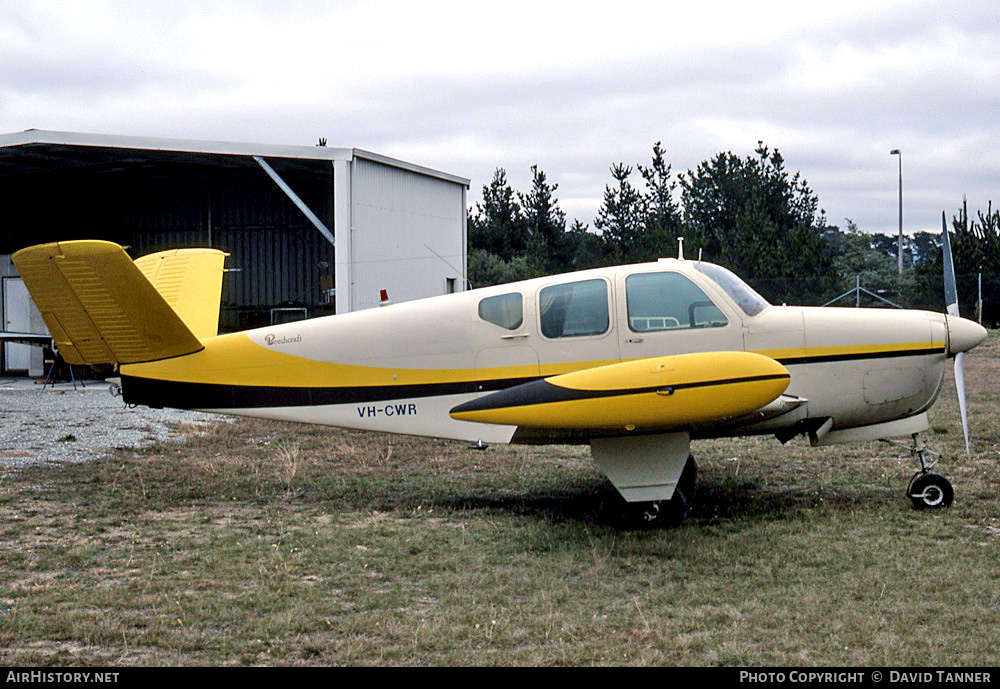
[942,211,972,455]
[942,211,959,317]
[955,352,971,455]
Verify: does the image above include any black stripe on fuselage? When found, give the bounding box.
[775,347,944,366]
[449,373,791,415]
[121,374,541,410]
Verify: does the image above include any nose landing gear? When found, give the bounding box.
[892,433,954,510]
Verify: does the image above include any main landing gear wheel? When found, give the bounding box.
[907,472,954,510]
[627,456,697,528]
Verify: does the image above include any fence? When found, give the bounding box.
[744,272,995,327]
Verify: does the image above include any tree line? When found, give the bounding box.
[467,141,998,326]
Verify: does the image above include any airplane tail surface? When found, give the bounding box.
[133,247,227,340]
[11,240,226,366]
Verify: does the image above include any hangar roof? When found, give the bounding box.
[0,129,470,187]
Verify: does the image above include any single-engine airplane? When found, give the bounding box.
[11,217,986,526]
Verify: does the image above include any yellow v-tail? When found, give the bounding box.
[133,247,228,340]
[11,240,225,365]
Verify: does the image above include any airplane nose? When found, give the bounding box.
[947,315,988,356]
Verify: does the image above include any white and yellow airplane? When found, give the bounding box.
[12,223,986,526]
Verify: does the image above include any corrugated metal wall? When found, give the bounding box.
[350,158,465,311]
[116,163,335,329]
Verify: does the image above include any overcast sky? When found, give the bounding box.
[2,1,998,236]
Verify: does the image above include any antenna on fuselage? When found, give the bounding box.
[677,237,684,260]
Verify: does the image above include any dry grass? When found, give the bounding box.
[0,333,997,666]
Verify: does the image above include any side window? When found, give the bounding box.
[539,279,609,338]
[626,272,728,332]
[478,292,523,330]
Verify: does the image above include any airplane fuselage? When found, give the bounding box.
[119,259,953,446]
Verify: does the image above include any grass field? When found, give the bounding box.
[1,333,997,666]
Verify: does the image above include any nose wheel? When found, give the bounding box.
[891,433,954,511]
[907,472,954,510]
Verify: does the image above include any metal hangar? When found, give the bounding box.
[0,130,470,375]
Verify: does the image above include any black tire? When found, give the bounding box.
[907,472,954,510]
[658,488,689,527]
[678,455,698,500]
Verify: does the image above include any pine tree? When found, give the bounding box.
[519,165,569,272]
[637,141,683,259]
[595,163,644,262]
[468,168,528,261]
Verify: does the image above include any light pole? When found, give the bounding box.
[890,149,902,275]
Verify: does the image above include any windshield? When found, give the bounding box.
[693,262,770,317]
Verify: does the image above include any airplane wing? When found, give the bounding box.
[0,331,51,347]
[450,351,790,433]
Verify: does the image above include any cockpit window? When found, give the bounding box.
[478,292,523,330]
[625,272,728,332]
[693,262,770,317]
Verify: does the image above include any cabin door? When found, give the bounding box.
[615,268,743,361]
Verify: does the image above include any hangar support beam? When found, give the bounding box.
[253,156,335,246]
[333,159,352,315]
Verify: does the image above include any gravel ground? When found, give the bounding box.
[0,377,220,471]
